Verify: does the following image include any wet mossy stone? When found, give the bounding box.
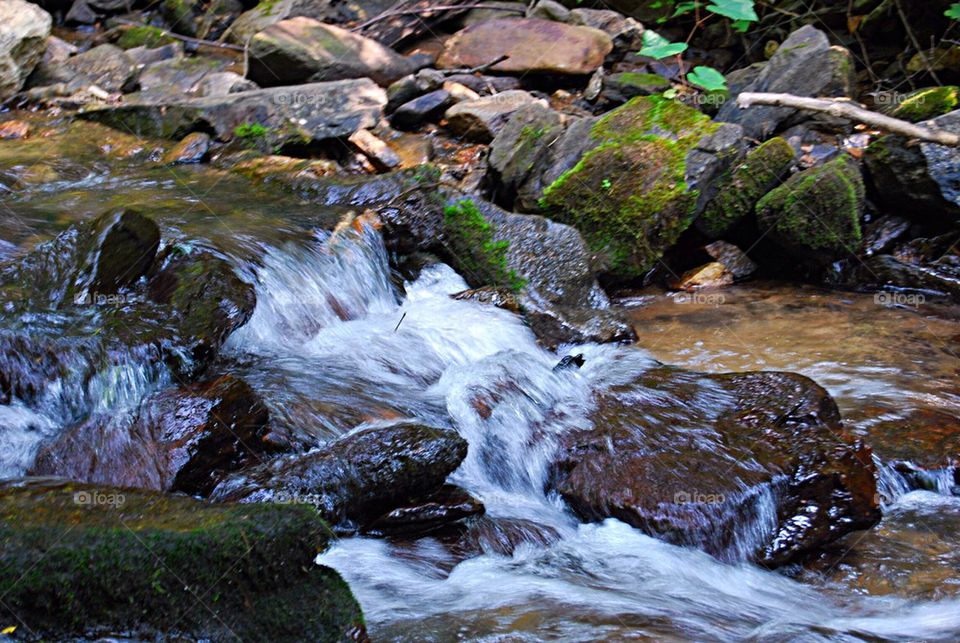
[538,95,741,280]
[756,154,865,263]
[0,478,365,641]
[699,137,796,237]
[884,86,959,123]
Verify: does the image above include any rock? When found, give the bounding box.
[452,285,521,313]
[528,0,570,21]
[548,368,880,566]
[444,90,546,142]
[847,255,960,301]
[717,26,856,139]
[30,375,271,495]
[704,240,757,279]
[348,128,400,172]
[450,516,561,558]
[80,78,386,146]
[34,34,76,72]
[670,262,733,291]
[438,18,612,76]
[443,73,522,95]
[162,131,211,164]
[599,71,671,105]
[553,353,585,371]
[460,0,526,27]
[247,17,416,87]
[698,137,796,237]
[0,478,365,640]
[444,80,480,102]
[0,0,52,100]
[123,42,183,68]
[757,154,864,264]
[227,0,346,44]
[196,71,258,96]
[386,68,444,112]
[66,0,129,23]
[390,89,452,130]
[534,96,744,281]
[521,299,636,349]
[363,484,485,536]
[29,43,137,94]
[137,56,231,99]
[865,409,960,475]
[114,25,178,50]
[0,119,29,139]
[210,423,468,532]
[882,86,959,123]
[861,215,911,256]
[487,103,567,206]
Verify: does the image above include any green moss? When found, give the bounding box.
[756,154,864,258]
[700,137,796,237]
[115,25,177,50]
[888,86,960,123]
[443,198,526,292]
[256,0,282,16]
[539,96,719,279]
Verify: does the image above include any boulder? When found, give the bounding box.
[444,90,547,142]
[756,154,864,264]
[196,71,258,97]
[0,0,51,100]
[882,86,959,123]
[386,68,445,112]
[548,368,880,566]
[487,103,567,206]
[247,17,416,87]
[599,71,671,105]
[80,78,386,146]
[226,0,347,44]
[136,56,232,99]
[669,262,733,291]
[704,240,757,279]
[438,18,612,76]
[162,131,211,164]
[30,375,271,496]
[717,26,856,139]
[0,479,365,640]
[210,423,468,532]
[363,484,485,536]
[28,43,137,94]
[390,89,452,130]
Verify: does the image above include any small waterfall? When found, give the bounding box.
[875,454,956,505]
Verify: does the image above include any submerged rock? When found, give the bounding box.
[210,423,468,532]
[247,17,417,87]
[548,368,880,566]
[0,478,365,640]
[0,0,51,100]
[438,18,612,75]
[363,484,485,537]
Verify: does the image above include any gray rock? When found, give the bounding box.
[444,90,547,142]
[196,71,258,97]
[705,240,756,279]
[0,0,51,100]
[65,0,128,23]
[717,26,855,139]
[124,43,183,67]
[488,103,566,204]
[226,0,342,44]
[390,89,452,130]
[137,56,231,99]
[28,43,137,94]
[386,68,445,112]
[247,17,416,87]
[527,0,570,22]
[79,78,387,146]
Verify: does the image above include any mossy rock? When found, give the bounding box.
[538,95,733,280]
[699,137,796,237]
[0,479,365,641]
[885,86,959,123]
[756,154,864,262]
[115,25,178,50]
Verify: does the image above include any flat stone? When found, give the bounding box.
[438,17,612,75]
[390,88,452,130]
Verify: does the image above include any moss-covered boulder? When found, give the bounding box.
[883,86,959,123]
[537,95,743,280]
[0,478,365,641]
[756,154,864,263]
[599,71,671,105]
[699,137,796,237]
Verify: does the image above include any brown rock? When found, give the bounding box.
[670,262,734,291]
[162,131,211,165]
[438,18,612,75]
[444,90,547,142]
[0,119,30,139]
[348,128,400,172]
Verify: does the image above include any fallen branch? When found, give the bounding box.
[111,20,246,52]
[440,54,509,76]
[736,92,960,146]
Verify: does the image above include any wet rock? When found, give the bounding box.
[210,423,468,532]
[443,73,522,95]
[553,353,585,371]
[0,0,52,100]
[451,516,561,558]
[757,154,864,264]
[386,68,444,112]
[390,89,452,130]
[0,119,29,139]
[847,255,960,301]
[80,78,386,146]
[861,215,911,256]
[247,17,416,87]
[705,240,757,279]
[698,137,796,237]
[162,131,211,164]
[865,409,960,475]
[0,478,365,640]
[548,368,880,566]
[363,484,485,536]
[521,299,636,349]
[452,285,521,313]
[348,128,400,172]
[670,262,733,291]
[438,18,612,76]
[31,375,272,495]
[28,43,137,94]
[717,26,856,139]
[487,103,566,206]
[444,90,547,142]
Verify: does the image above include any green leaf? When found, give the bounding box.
[947,3,960,19]
[663,87,679,99]
[687,66,728,92]
[706,0,758,22]
[730,19,752,32]
[672,1,699,18]
[639,30,689,59]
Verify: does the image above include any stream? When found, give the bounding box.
[3,121,960,641]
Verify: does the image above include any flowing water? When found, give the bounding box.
[3,121,960,640]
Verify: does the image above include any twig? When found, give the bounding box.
[112,20,246,51]
[736,92,960,146]
[352,4,523,31]
[394,312,407,332]
[440,54,510,76]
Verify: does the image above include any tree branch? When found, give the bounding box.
[736,92,960,146]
